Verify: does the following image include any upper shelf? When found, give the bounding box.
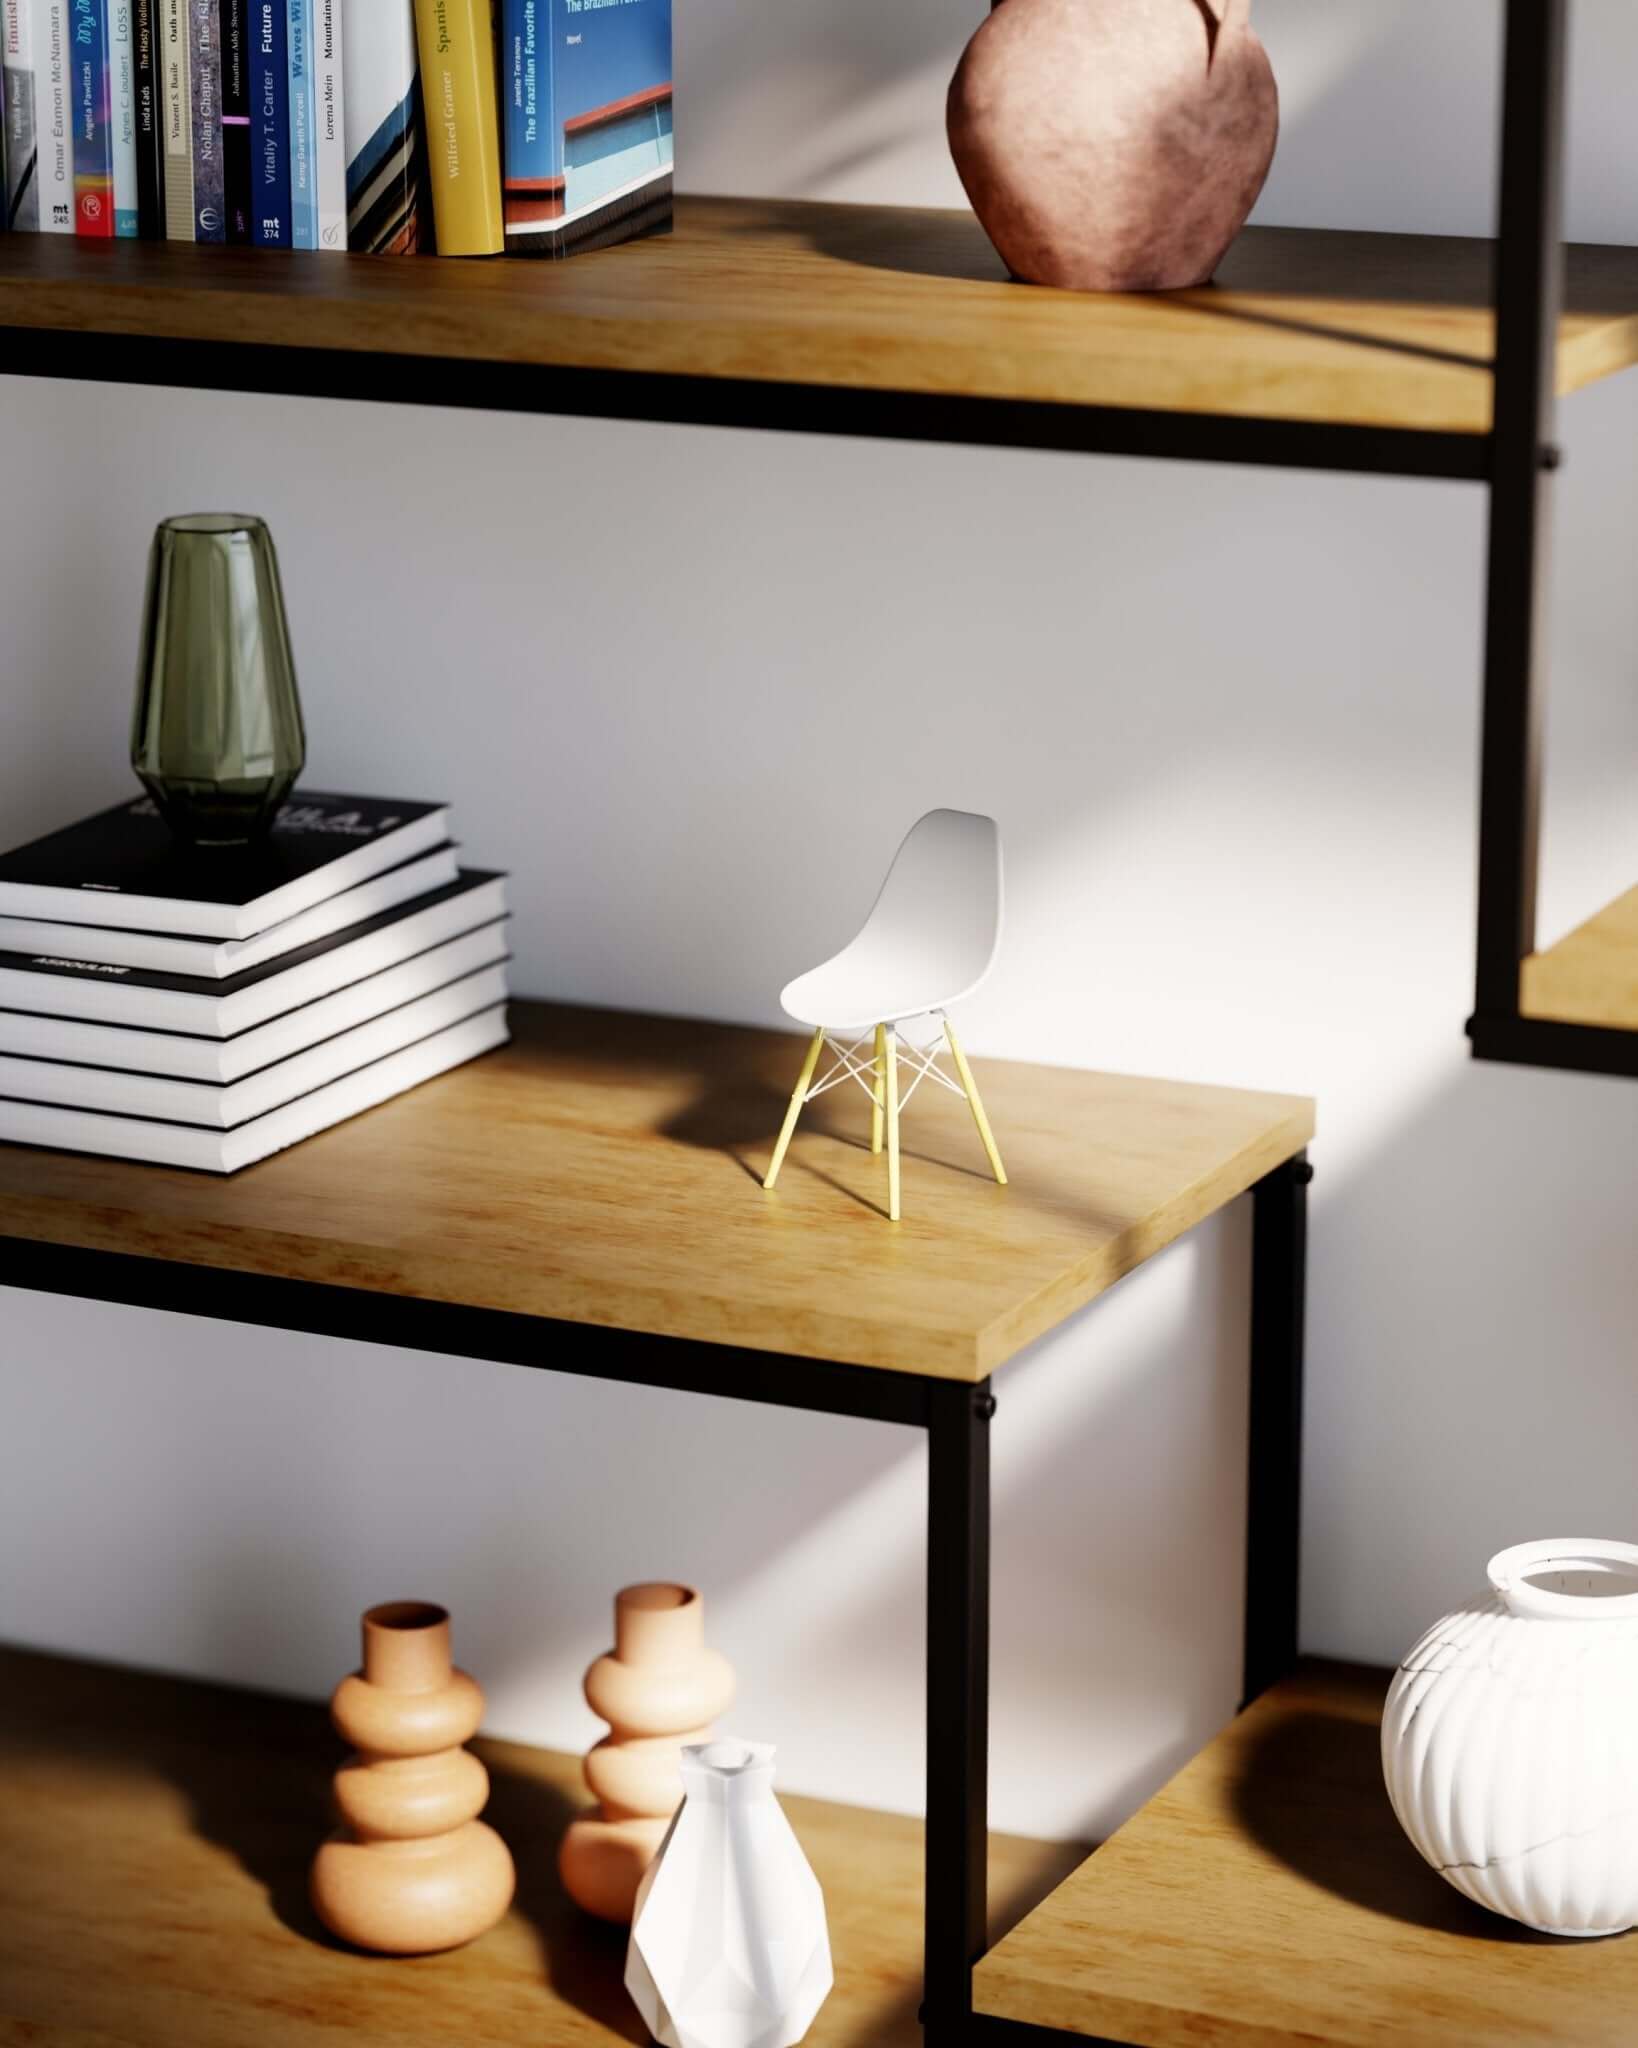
[4,197,1638,472]
[0,999,1312,1384]
[1521,883,1638,1033]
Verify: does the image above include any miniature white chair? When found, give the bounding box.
[763,809,1007,1222]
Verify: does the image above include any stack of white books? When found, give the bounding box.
[0,792,510,1172]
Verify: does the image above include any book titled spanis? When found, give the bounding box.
[0,791,452,938]
[412,0,501,254]
[341,0,422,250]
[501,0,669,259]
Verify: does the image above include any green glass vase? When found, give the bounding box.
[131,513,307,845]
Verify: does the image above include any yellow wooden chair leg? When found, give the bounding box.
[764,1028,826,1191]
[944,1016,1007,1186]
[884,1026,901,1221]
[871,1022,886,1155]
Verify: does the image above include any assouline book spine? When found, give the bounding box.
[3,0,38,227]
[342,0,422,251]
[159,0,193,235]
[412,0,501,255]
[249,0,286,244]
[310,0,340,244]
[131,0,159,228]
[501,0,670,259]
[217,0,247,237]
[28,0,74,227]
[108,0,136,230]
[186,0,222,236]
[285,0,314,246]
[69,0,114,235]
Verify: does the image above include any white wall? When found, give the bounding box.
[3,1,1637,1843]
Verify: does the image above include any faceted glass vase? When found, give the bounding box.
[131,513,306,845]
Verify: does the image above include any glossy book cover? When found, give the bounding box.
[342,0,424,250]
[501,0,670,258]
[70,0,113,233]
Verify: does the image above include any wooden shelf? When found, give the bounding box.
[1521,884,1638,1033]
[0,1645,1080,2047]
[975,1662,1638,2047]
[4,199,1638,463]
[0,998,1313,1383]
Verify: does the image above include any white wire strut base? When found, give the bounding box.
[761,1010,1008,1223]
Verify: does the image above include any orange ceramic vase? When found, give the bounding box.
[558,1584,736,1923]
[948,0,1278,291]
[309,1601,515,1954]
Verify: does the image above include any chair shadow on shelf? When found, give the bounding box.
[1227,1700,1567,1946]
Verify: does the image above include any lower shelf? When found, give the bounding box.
[1521,884,1638,1033]
[974,1661,1638,2047]
[0,1646,1079,2047]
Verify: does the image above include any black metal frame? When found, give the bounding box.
[0,1153,1307,2045]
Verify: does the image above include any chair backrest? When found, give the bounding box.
[855,808,1003,1003]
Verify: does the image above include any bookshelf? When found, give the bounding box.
[4,196,1638,475]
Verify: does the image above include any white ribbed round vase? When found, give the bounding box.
[1382,1538,1638,1937]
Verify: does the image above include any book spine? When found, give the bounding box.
[216,0,247,237]
[284,0,312,245]
[500,0,670,259]
[411,0,499,255]
[159,0,191,235]
[107,0,135,228]
[3,0,38,227]
[69,0,112,233]
[309,0,340,245]
[130,0,161,232]
[29,0,72,226]
[248,0,285,243]
[186,0,220,235]
[341,0,421,252]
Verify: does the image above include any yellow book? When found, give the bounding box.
[413,0,504,253]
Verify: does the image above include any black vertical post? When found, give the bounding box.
[1242,1154,1310,1707]
[923,1376,992,2041]
[1472,0,1568,1026]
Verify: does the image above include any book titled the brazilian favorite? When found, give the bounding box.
[500,0,669,259]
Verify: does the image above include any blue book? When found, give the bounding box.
[69,0,114,233]
[249,0,286,243]
[284,0,312,246]
[500,0,670,259]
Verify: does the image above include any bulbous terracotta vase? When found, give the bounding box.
[559,1584,736,1924]
[948,0,1278,291]
[309,1602,515,1954]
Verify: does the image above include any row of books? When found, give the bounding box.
[0,0,672,256]
[0,792,510,1171]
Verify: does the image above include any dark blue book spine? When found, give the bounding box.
[218,0,249,238]
[248,0,286,243]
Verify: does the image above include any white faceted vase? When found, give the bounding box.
[1382,1538,1638,1937]
[625,1739,833,2048]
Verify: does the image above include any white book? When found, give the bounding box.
[0,1004,510,1172]
[312,0,344,246]
[109,0,138,233]
[0,844,460,978]
[0,871,506,1036]
[29,0,73,230]
[3,0,37,228]
[0,962,507,1126]
[0,920,509,1081]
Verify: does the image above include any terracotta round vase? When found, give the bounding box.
[947,0,1279,292]
[559,1584,736,1924]
[309,1601,516,1954]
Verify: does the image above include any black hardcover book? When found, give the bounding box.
[0,792,453,940]
[133,0,165,235]
[218,0,252,241]
[0,870,506,1037]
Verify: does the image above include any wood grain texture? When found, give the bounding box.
[975,1661,1638,2046]
[0,1647,1081,2048]
[1521,884,1638,1030]
[1,198,1637,431]
[0,999,1313,1381]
